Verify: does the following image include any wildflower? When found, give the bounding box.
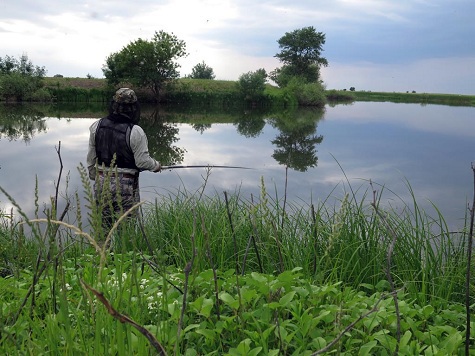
[140,278,148,290]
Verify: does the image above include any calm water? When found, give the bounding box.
[1,102,474,230]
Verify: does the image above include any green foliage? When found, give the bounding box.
[0,255,471,354]
[237,68,267,101]
[271,26,328,88]
[325,89,356,103]
[189,61,215,79]
[0,54,49,102]
[103,30,188,99]
[284,77,327,107]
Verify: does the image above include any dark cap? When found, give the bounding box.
[113,88,137,104]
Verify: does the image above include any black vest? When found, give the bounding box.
[95,116,138,170]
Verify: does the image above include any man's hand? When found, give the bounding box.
[153,163,162,172]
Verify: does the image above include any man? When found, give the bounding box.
[87,88,161,228]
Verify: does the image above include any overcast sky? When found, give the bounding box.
[1,0,473,94]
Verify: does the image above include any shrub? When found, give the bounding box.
[29,87,53,102]
[237,68,267,101]
[285,77,326,107]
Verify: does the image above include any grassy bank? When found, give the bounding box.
[41,77,475,107]
[336,90,475,107]
[0,164,473,354]
[43,77,286,106]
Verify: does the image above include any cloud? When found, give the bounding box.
[322,56,475,94]
[0,0,473,93]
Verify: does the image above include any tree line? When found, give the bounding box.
[0,26,329,106]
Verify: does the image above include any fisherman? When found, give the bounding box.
[87,88,161,229]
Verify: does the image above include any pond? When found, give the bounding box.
[0,101,474,231]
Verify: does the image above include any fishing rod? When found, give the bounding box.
[161,165,253,170]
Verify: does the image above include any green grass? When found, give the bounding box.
[0,163,474,354]
[346,90,475,107]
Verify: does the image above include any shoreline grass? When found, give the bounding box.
[0,160,473,353]
[336,90,475,107]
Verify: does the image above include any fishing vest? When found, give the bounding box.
[95,116,139,170]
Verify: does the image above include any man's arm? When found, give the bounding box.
[86,121,99,180]
[130,126,161,172]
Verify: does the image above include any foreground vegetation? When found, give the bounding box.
[0,161,474,354]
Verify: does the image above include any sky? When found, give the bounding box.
[0,0,474,94]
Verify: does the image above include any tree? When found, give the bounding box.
[102,31,188,99]
[189,61,215,79]
[237,68,267,101]
[270,26,328,87]
[0,54,47,101]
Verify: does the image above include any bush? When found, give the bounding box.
[325,89,355,102]
[237,68,267,101]
[285,77,326,107]
[29,87,53,102]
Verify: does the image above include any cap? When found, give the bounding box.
[113,88,137,104]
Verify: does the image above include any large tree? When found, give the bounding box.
[102,31,188,98]
[270,26,328,87]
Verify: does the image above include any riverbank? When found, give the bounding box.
[42,77,475,107]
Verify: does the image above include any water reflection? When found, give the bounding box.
[269,108,324,171]
[1,102,475,231]
[0,104,48,142]
[233,110,266,138]
[119,104,323,170]
[139,107,186,166]
[0,104,326,172]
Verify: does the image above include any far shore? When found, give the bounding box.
[0,76,471,107]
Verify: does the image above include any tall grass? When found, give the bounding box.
[0,159,472,354]
[132,177,467,306]
[1,164,470,304]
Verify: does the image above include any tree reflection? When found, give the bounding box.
[139,107,185,166]
[268,107,324,172]
[191,123,212,134]
[233,110,266,138]
[0,105,47,143]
